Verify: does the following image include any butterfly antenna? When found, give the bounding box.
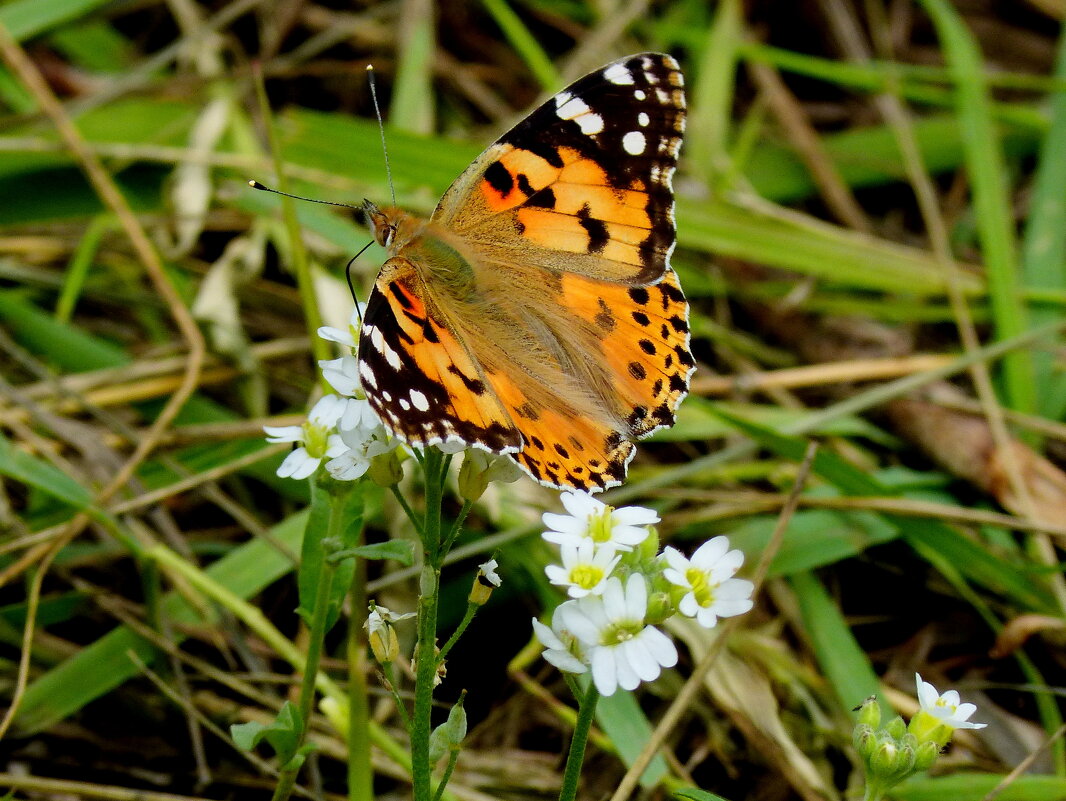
[247,180,364,211]
[345,241,375,327]
[366,64,397,207]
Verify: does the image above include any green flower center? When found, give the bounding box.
[601,621,641,646]
[570,564,606,590]
[685,567,716,608]
[301,420,331,458]
[588,505,616,543]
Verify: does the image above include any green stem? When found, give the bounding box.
[411,447,448,801]
[440,499,474,554]
[411,561,441,801]
[558,682,600,801]
[432,748,462,801]
[391,485,425,538]
[272,486,347,801]
[348,546,372,801]
[382,663,411,729]
[437,603,477,663]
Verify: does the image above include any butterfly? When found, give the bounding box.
[357,52,693,493]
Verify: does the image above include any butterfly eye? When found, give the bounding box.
[379,224,396,248]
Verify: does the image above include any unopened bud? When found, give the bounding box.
[368,448,404,487]
[857,696,881,728]
[469,559,501,605]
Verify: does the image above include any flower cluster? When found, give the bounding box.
[853,674,986,801]
[265,307,400,482]
[533,491,755,696]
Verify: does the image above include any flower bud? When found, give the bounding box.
[914,740,941,771]
[469,559,501,605]
[367,615,399,663]
[644,590,674,625]
[458,450,491,501]
[857,696,881,728]
[368,447,404,487]
[853,724,876,758]
[885,716,907,740]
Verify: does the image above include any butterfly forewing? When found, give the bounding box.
[434,53,686,285]
[358,265,521,454]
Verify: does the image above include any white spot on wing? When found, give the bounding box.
[638,112,650,127]
[399,398,411,411]
[383,342,402,370]
[410,389,430,411]
[576,113,604,135]
[634,89,646,100]
[622,131,646,155]
[555,93,603,135]
[359,361,378,389]
[603,63,634,85]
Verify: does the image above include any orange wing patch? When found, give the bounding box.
[486,369,634,492]
[559,269,694,438]
[478,145,664,274]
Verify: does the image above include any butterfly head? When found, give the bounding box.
[362,199,417,254]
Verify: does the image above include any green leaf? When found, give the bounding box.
[895,772,1066,801]
[0,432,94,509]
[331,539,415,566]
[298,482,365,632]
[920,0,1033,413]
[791,572,882,715]
[0,0,118,42]
[595,689,669,788]
[674,789,734,801]
[230,700,302,762]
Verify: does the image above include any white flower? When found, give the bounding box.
[532,604,588,675]
[264,394,347,479]
[542,491,658,551]
[478,558,502,588]
[318,304,366,351]
[326,421,396,481]
[662,538,754,628]
[365,603,414,663]
[915,674,987,730]
[319,355,362,397]
[545,539,620,598]
[339,396,382,433]
[556,575,677,696]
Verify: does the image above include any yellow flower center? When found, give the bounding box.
[301,420,331,458]
[588,505,616,543]
[685,567,716,608]
[570,564,605,590]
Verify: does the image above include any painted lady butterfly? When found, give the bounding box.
[358,52,693,493]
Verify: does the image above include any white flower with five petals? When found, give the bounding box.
[532,605,588,675]
[263,394,348,479]
[544,539,621,598]
[542,491,657,551]
[915,674,987,730]
[555,574,677,696]
[662,537,754,628]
